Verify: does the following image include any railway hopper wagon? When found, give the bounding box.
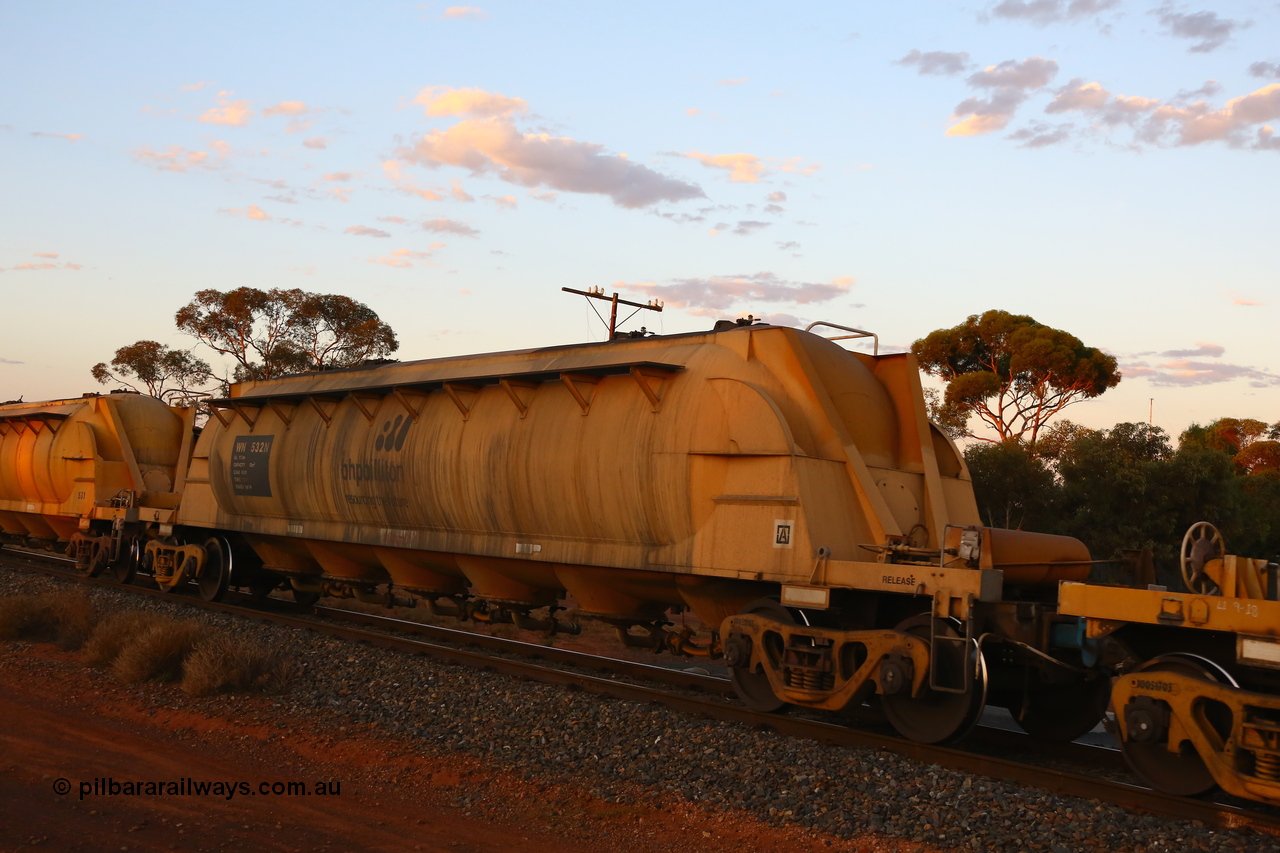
[0,392,194,580]
[5,320,1280,806]
[176,320,1095,747]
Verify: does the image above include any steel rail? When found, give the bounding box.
[312,606,735,695]
[3,548,1278,836]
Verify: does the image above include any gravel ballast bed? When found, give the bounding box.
[3,566,1277,853]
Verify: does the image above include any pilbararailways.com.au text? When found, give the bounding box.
[54,777,341,801]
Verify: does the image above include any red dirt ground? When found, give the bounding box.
[0,641,940,853]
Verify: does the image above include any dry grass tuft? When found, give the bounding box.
[181,633,296,697]
[0,591,97,649]
[0,595,46,641]
[112,618,204,683]
[52,592,96,649]
[82,610,160,667]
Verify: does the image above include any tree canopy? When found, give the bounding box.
[90,341,212,403]
[1180,417,1280,475]
[964,419,1280,588]
[174,287,398,383]
[912,310,1120,445]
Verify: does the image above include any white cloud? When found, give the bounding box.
[263,101,308,116]
[987,0,1118,25]
[717,78,748,86]
[199,93,253,127]
[1123,358,1280,387]
[685,152,819,183]
[630,272,853,310]
[895,49,971,76]
[1043,80,1280,150]
[1045,79,1159,127]
[1154,4,1248,54]
[345,225,391,238]
[1250,61,1280,80]
[441,6,488,19]
[368,246,445,268]
[382,159,445,201]
[219,204,271,221]
[1007,122,1074,147]
[31,131,84,141]
[731,220,770,236]
[686,151,766,182]
[414,86,527,118]
[421,217,480,237]
[133,144,222,172]
[947,57,1059,136]
[400,115,704,208]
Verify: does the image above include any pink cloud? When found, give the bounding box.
[367,247,444,268]
[133,144,219,172]
[219,204,271,221]
[31,131,84,141]
[630,272,853,310]
[414,86,527,118]
[302,137,330,149]
[1043,80,1280,150]
[345,225,391,238]
[717,78,748,86]
[451,181,475,202]
[263,101,308,116]
[199,93,253,127]
[441,6,488,19]
[686,152,765,183]
[947,57,1059,136]
[400,116,703,208]
[421,218,479,237]
[382,159,445,201]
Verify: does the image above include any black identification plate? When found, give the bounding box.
[230,435,274,497]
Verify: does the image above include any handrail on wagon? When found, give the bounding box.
[804,321,879,355]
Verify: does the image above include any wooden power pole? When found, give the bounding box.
[562,286,664,340]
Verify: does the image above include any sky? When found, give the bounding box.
[1,0,1277,441]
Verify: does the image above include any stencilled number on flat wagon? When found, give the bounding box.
[75,491,86,500]
[1217,600,1261,617]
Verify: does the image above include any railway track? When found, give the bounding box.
[3,545,1279,837]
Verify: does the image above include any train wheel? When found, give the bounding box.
[881,615,988,745]
[198,537,232,602]
[86,543,109,578]
[728,599,795,713]
[1011,677,1110,743]
[248,574,280,599]
[111,540,140,584]
[1120,653,1235,797]
[292,586,321,607]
